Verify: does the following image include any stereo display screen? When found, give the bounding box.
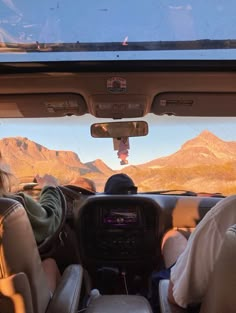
[102,207,138,226]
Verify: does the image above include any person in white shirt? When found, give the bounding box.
[166,195,236,308]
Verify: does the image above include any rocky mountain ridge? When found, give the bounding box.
[140,130,236,169]
[0,130,236,195]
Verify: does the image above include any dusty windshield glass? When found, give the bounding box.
[1,114,236,196]
[0,1,236,61]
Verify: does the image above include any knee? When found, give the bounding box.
[161,229,188,268]
[42,258,61,293]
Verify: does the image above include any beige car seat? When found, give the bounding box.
[0,197,83,313]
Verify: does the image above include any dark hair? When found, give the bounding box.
[104,173,137,194]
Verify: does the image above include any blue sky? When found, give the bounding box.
[1,1,236,61]
[0,115,235,170]
[1,0,235,42]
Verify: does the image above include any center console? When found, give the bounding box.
[77,196,160,295]
[78,197,159,265]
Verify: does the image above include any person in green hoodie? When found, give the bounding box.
[0,154,62,292]
[0,166,63,243]
[15,173,63,243]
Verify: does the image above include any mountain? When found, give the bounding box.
[1,131,236,195]
[85,159,114,176]
[139,130,236,169]
[122,130,236,195]
[0,137,112,185]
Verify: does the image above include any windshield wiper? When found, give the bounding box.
[141,189,225,197]
[142,189,197,196]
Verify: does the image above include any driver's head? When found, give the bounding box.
[104,173,137,194]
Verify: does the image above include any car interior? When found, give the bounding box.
[1,2,236,313]
[1,62,236,313]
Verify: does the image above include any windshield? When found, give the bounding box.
[1,1,236,61]
[1,114,236,196]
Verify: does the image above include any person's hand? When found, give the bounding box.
[35,174,59,188]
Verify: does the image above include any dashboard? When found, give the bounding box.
[75,194,222,269]
[71,193,222,294]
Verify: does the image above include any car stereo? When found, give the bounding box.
[102,207,139,226]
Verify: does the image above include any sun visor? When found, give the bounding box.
[152,92,236,117]
[0,93,87,118]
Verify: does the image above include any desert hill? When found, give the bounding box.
[123,130,236,195]
[0,137,113,187]
[0,131,236,195]
[140,130,236,169]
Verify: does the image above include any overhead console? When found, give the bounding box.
[90,94,148,118]
[77,196,159,267]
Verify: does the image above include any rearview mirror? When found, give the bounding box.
[91,121,148,138]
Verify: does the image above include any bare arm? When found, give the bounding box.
[168,280,178,305]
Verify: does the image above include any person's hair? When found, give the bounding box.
[0,153,14,196]
[104,173,137,194]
